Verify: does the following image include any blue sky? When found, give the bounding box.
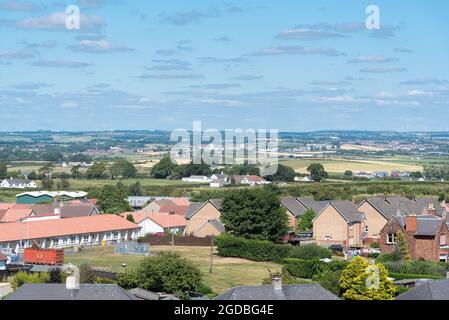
[0,0,448,131]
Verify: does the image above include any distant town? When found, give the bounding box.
[1,130,449,301]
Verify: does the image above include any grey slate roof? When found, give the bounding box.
[31,203,98,218]
[185,199,222,219]
[330,201,364,223]
[208,219,225,233]
[8,284,137,300]
[214,284,340,300]
[396,279,449,300]
[281,197,307,217]
[296,197,329,214]
[362,196,444,219]
[415,216,443,236]
[128,288,160,300]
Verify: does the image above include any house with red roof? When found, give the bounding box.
[142,198,190,216]
[121,211,186,237]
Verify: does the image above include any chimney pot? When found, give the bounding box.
[272,275,282,290]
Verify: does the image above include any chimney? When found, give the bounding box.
[405,215,417,233]
[428,203,436,216]
[272,275,282,290]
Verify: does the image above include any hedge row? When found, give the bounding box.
[389,273,444,281]
[281,258,349,279]
[214,234,291,262]
[382,260,448,277]
[215,234,332,262]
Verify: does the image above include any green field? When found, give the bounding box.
[281,158,423,174]
[65,245,282,295]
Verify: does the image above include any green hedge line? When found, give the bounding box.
[281,258,349,279]
[389,273,444,280]
[214,234,291,262]
[215,234,332,262]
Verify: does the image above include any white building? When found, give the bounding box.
[182,176,212,183]
[0,178,37,189]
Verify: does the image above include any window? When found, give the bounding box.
[387,233,396,244]
[83,235,89,243]
[440,234,447,246]
[70,236,76,244]
[113,232,118,239]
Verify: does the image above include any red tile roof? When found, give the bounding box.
[0,214,140,242]
[0,208,33,223]
[120,211,186,228]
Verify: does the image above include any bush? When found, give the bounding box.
[215,234,291,262]
[12,272,50,290]
[118,252,202,295]
[376,251,402,263]
[382,260,448,276]
[313,270,342,296]
[282,258,323,279]
[289,244,331,260]
[79,264,96,284]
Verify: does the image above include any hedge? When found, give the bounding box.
[215,234,291,262]
[382,260,448,277]
[282,258,350,279]
[289,244,332,260]
[389,273,444,280]
[282,258,320,279]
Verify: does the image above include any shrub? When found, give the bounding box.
[376,251,402,263]
[382,260,448,276]
[118,252,202,295]
[79,264,96,284]
[215,234,291,262]
[313,270,342,296]
[12,272,50,290]
[289,244,331,260]
[282,258,323,279]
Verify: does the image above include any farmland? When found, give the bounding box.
[280,158,423,175]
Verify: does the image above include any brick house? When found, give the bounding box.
[184,199,224,237]
[280,197,329,230]
[357,196,445,244]
[312,201,364,248]
[379,214,449,262]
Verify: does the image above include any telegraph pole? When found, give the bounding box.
[209,234,214,274]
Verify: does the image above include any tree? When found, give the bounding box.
[109,159,137,179]
[0,163,7,179]
[265,164,296,182]
[340,256,396,300]
[97,184,131,214]
[220,186,289,242]
[129,181,144,196]
[344,170,353,177]
[41,177,54,189]
[118,252,202,295]
[39,163,55,180]
[306,163,328,182]
[126,214,135,223]
[56,179,70,190]
[71,165,81,179]
[150,157,177,179]
[410,171,423,179]
[228,164,260,176]
[396,230,410,260]
[86,162,107,179]
[27,170,38,180]
[297,209,316,231]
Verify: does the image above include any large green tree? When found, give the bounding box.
[265,164,296,182]
[306,163,328,182]
[340,256,396,300]
[221,186,289,242]
[97,184,131,214]
[150,157,177,179]
[109,159,137,179]
[86,162,107,179]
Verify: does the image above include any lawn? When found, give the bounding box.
[64,245,282,295]
[281,158,423,174]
